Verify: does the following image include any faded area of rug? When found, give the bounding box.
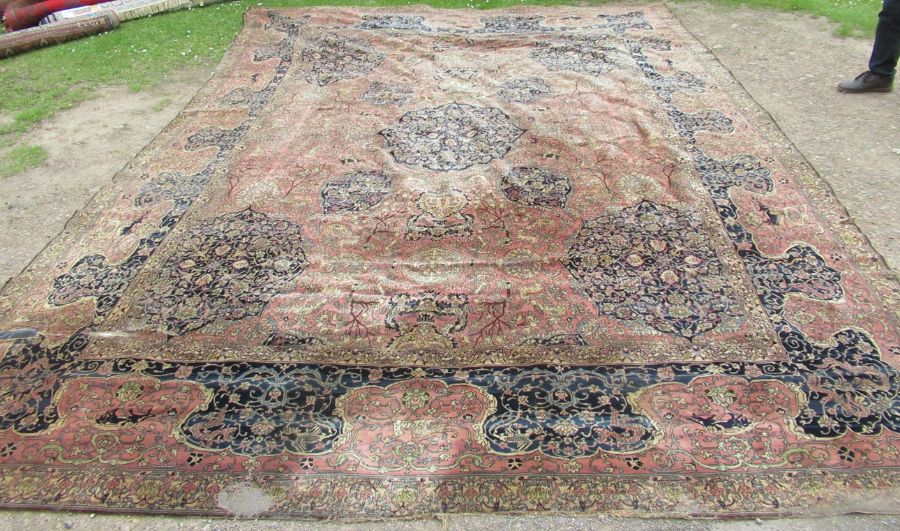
[0,5,898,518]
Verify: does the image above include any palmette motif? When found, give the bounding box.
[565,200,741,339]
[501,166,572,208]
[498,77,552,103]
[362,82,415,106]
[479,15,549,33]
[530,36,620,77]
[356,14,431,32]
[0,6,897,519]
[299,32,384,86]
[139,209,309,336]
[320,170,393,214]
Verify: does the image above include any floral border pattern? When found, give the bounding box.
[0,6,897,519]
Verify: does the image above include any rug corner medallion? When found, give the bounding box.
[0,5,898,519]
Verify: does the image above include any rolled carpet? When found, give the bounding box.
[5,0,108,30]
[3,0,42,28]
[0,10,118,57]
[39,0,228,25]
[38,0,148,24]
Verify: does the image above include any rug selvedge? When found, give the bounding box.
[0,6,898,517]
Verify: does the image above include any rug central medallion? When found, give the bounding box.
[379,102,525,171]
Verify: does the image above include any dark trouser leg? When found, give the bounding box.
[869,0,900,78]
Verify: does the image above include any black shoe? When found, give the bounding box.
[837,71,894,93]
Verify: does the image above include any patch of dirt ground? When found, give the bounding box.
[0,2,898,529]
[673,1,900,269]
[0,69,213,287]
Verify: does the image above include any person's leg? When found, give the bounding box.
[838,0,899,92]
[869,0,900,78]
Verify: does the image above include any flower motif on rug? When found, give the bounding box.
[519,333,588,347]
[638,35,672,51]
[783,327,899,438]
[406,189,474,239]
[299,33,384,86]
[356,14,431,31]
[362,82,415,106]
[498,77,552,103]
[744,245,844,314]
[221,86,267,109]
[696,154,774,194]
[47,254,136,313]
[443,67,478,81]
[479,15,548,33]
[320,170,392,214]
[333,379,495,472]
[139,210,309,336]
[0,335,83,432]
[670,109,735,139]
[179,365,342,455]
[564,200,740,339]
[652,71,706,96]
[530,36,620,77]
[1,375,207,466]
[597,11,653,34]
[263,330,324,348]
[481,367,658,457]
[133,171,210,208]
[633,375,806,471]
[385,291,469,351]
[380,103,525,171]
[253,38,293,65]
[501,166,572,208]
[402,247,467,284]
[185,126,246,153]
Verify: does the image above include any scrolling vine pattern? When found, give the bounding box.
[0,11,897,462]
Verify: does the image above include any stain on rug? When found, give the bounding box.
[0,6,897,519]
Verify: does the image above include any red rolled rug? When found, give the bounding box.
[4,0,107,30]
[3,0,41,29]
[0,10,118,57]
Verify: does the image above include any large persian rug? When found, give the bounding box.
[0,5,898,519]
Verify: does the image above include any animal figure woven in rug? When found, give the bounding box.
[0,6,898,518]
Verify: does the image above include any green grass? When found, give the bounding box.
[0,0,883,176]
[0,144,47,178]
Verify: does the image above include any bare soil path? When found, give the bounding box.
[0,70,212,286]
[673,2,900,270]
[0,3,897,528]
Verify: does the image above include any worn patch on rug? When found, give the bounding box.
[0,6,898,519]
